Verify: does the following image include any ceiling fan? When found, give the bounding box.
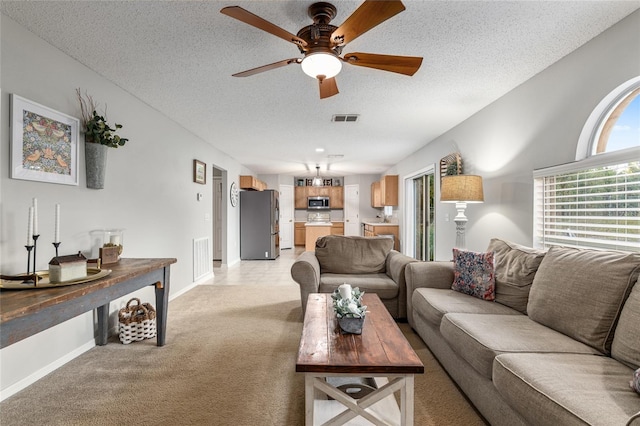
[220,1,423,99]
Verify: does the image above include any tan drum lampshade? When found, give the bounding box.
[440,175,484,203]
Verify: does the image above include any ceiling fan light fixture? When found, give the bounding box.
[301,52,342,80]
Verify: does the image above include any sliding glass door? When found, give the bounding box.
[405,169,435,261]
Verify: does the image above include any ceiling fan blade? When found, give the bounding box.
[319,77,339,99]
[343,52,423,76]
[232,58,301,77]
[331,1,405,46]
[221,6,307,47]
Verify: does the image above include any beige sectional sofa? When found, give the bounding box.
[291,235,416,319]
[406,239,640,426]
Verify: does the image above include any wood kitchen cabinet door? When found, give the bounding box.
[380,175,399,206]
[371,181,382,208]
[330,222,344,235]
[295,187,307,209]
[294,223,306,246]
[371,176,398,207]
[330,186,344,209]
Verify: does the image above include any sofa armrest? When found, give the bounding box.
[290,251,321,316]
[386,250,418,319]
[405,261,454,327]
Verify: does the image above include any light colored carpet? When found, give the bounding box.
[0,284,485,425]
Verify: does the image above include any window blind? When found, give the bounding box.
[534,161,639,252]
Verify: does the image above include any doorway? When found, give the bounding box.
[212,165,227,267]
[404,167,435,261]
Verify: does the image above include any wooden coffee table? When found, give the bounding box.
[296,293,424,425]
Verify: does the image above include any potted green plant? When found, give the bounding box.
[76,88,129,189]
[332,284,367,334]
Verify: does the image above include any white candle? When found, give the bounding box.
[338,283,352,300]
[110,235,121,245]
[54,204,60,243]
[27,206,34,245]
[32,198,38,235]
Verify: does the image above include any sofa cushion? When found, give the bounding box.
[319,273,398,300]
[412,288,520,328]
[612,278,640,369]
[315,236,393,274]
[493,353,640,426]
[487,238,546,314]
[440,313,600,380]
[451,249,496,301]
[527,246,640,355]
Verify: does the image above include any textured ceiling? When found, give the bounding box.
[2,1,639,177]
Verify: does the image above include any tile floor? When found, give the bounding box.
[206,247,305,286]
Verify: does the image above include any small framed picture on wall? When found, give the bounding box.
[193,159,206,184]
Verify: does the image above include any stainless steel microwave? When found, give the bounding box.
[308,196,330,210]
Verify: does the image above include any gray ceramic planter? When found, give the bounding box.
[85,142,108,189]
[338,317,364,334]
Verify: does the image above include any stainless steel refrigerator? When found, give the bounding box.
[240,190,280,260]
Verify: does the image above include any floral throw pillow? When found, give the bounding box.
[452,248,496,301]
[632,368,640,395]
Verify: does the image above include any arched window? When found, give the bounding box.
[534,77,640,252]
[592,86,640,155]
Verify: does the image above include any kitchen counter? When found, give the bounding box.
[305,223,332,251]
[362,222,400,251]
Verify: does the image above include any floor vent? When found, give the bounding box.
[332,114,359,122]
[193,237,212,281]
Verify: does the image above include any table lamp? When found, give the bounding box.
[440,175,484,249]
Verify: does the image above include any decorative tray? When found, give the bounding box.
[0,268,112,290]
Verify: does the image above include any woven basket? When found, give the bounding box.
[118,298,157,344]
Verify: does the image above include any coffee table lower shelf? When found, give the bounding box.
[305,374,415,426]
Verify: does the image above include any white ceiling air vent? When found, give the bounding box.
[332,114,359,122]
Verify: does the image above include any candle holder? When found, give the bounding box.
[24,244,35,284]
[32,234,40,276]
[52,242,61,257]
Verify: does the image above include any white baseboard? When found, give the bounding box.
[0,339,95,402]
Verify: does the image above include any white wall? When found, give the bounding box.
[0,15,251,398]
[390,10,640,261]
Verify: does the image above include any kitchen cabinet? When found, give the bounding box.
[239,175,267,191]
[294,187,307,209]
[371,181,382,208]
[371,175,398,207]
[294,222,306,246]
[363,223,400,251]
[294,185,344,209]
[330,187,344,209]
[307,186,323,197]
[380,175,398,206]
[330,222,344,235]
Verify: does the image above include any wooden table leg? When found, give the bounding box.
[96,303,109,346]
[401,375,415,425]
[305,375,315,425]
[154,267,170,346]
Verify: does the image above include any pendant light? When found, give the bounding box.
[312,166,323,187]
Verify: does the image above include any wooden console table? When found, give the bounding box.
[0,258,177,349]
